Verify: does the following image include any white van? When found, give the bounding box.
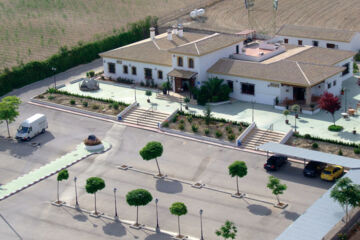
[16,114,48,141]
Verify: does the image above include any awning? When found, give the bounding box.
[257,142,360,169]
[168,69,197,79]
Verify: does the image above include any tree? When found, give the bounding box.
[215,220,237,240]
[0,96,21,138]
[267,176,287,205]
[85,177,105,215]
[139,141,164,176]
[56,169,69,204]
[126,189,153,226]
[203,104,212,125]
[330,177,360,223]
[169,202,187,238]
[228,161,247,196]
[318,92,341,126]
[354,62,359,73]
[145,90,152,101]
[291,104,300,131]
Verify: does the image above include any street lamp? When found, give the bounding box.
[134,82,137,102]
[113,188,118,218]
[74,176,79,207]
[51,67,57,88]
[200,209,204,240]
[155,198,160,232]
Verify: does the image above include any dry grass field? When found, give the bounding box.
[184,0,360,34]
[0,0,210,70]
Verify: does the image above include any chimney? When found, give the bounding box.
[167,29,172,41]
[172,25,177,35]
[150,27,155,40]
[177,25,183,37]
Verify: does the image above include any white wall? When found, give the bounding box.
[103,57,172,85]
[280,85,293,101]
[335,57,354,82]
[350,33,360,52]
[323,73,342,96]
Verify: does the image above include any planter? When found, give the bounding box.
[285,119,289,124]
[185,105,188,110]
[162,88,167,94]
[274,202,288,209]
[295,114,299,118]
[231,193,246,198]
[85,143,104,152]
[147,99,150,103]
[353,130,357,135]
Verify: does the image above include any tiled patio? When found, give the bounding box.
[61,77,360,143]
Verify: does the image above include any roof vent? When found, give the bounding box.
[150,27,155,40]
[167,29,173,41]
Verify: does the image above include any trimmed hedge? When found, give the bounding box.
[0,16,157,96]
[293,132,360,148]
[328,125,344,132]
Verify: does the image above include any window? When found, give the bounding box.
[177,56,183,67]
[158,70,163,79]
[241,83,255,95]
[313,41,319,47]
[284,38,288,44]
[328,83,331,89]
[333,80,337,86]
[298,40,303,46]
[108,63,116,74]
[342,63,350,76]
[327,43,336,49]
[123,65,128,74]
[188,58,194,69]
[144,68,152,79]
[236,45,239,54]
[227,80,234,92]
[131,66,137,75]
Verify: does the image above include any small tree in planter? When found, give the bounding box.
[228,161,247,197]
[145,90,152,103]
[55,169,69,204]
[215,220,237,240]
[184,97,190,110]
[267,176,287,208]
[291,104,300,132]
[139,141,164,177]
[85,177,105,215]
[283,110,290,124]
[126,189,153,227]
[318,92,341,130]
[169,202,188,238]
[203,104,212,125]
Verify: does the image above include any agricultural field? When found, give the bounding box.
[0,0,210,70]
[183,0,360,35]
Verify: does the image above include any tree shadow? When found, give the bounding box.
[247,204,272,216]
[73,213,88,222]
[281,210,300,221]
[144,232,173,240]
[155,179,183,194]
[102,221,126,237]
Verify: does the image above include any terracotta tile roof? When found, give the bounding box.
[168,33,245,56]
[168,69,197,79]
[207,58,345,87]
[99,32,209,66]
[277,25,357,43]
[286,46,356,65]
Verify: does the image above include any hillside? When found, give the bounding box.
[0,0,208,70]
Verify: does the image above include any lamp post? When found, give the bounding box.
[74,176,79,207]
[200,209,204,240]
[251,100,255,123]
[155,198,160,232]
[134,82,137,102]
[113,188,118,218]
[51,67,57,88]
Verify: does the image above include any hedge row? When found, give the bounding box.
[44,88,129,106]
[0,16,157,96]
[176,110,250,127]
[293,132,360,148]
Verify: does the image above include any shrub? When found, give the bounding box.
[48,95,55,100]
[91,104,100,110]
[328,125,343,132]
[204,128,210,135]
[228,134,235,141]
[225,125,231,132]
[162,121,169,128]
[179,123,185,130]
[238,126,243,132]
[70,99,75,105]
[140,82,145,86]
[293,132,359,148]
[116,77,134,84]
[47,87,57,94]
[312,142,319,149]
[215,130,223,138]
[172,115,178,123]
[86,71,95,78]
[186,115,193,123]
[179,119,185,124]
[304,134,311,139]
[191,124,198,133]
[338,149,343,156]
[354,148,360,154]
[82,101,88,107]
[38,95,44,99]
[112,102,119,110]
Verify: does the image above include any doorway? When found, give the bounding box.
[293,87,305,101]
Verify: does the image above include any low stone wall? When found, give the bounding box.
[97,79,160,93]
[236,122,256,146]
[207,100,231,106]
[117,101,139,120]
[30,98,116,121]
[280,129,294,144]
[159,109,179,128]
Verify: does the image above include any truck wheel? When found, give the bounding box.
[41,129,45,134]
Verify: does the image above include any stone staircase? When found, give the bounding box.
[241,127,285,150]
[121,107,169,128]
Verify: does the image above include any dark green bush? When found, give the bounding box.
[204,128,210,135]
[179,123,185,130]
[193,77,231,105]
[179,119,185,124]
[228,134,235,141]
[70,99,75,105]
[338,149,343,156]
[112,102,119,110]
[82,101,88,107]
[163,121,169,128]
[215,130,223,138]
[116,77,134,84]
[0,16,156,96]
[312,142,318,149]
[191,124,198,133]
[38,95,44,99]
[91,104,100,110]
[86,71,95,78]
[354,148,360,154]
[328,125,343,132]
[48,95,55,100]
[187,115,193,123]
[304,134,311,139]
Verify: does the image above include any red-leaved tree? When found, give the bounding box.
[318,92,341,125]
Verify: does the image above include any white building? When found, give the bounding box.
[100,26,355,109]
[276,24,360,52]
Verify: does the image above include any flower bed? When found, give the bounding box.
[36,89,128,116]
[163,111,248,142]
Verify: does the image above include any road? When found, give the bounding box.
[0,59,332,240]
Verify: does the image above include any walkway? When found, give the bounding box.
[0,142,111,201]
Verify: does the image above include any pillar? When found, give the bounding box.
[305,87,311,105]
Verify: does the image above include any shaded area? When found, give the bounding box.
[281,210,300,221]
[144,231,173,240]
[247,204,272,216]
[102,221,126,237]
[155,179,183,194]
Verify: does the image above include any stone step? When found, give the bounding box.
[121,107,169,129]
[125,112,169,118]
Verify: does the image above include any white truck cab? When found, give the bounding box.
[16,114,48,141]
